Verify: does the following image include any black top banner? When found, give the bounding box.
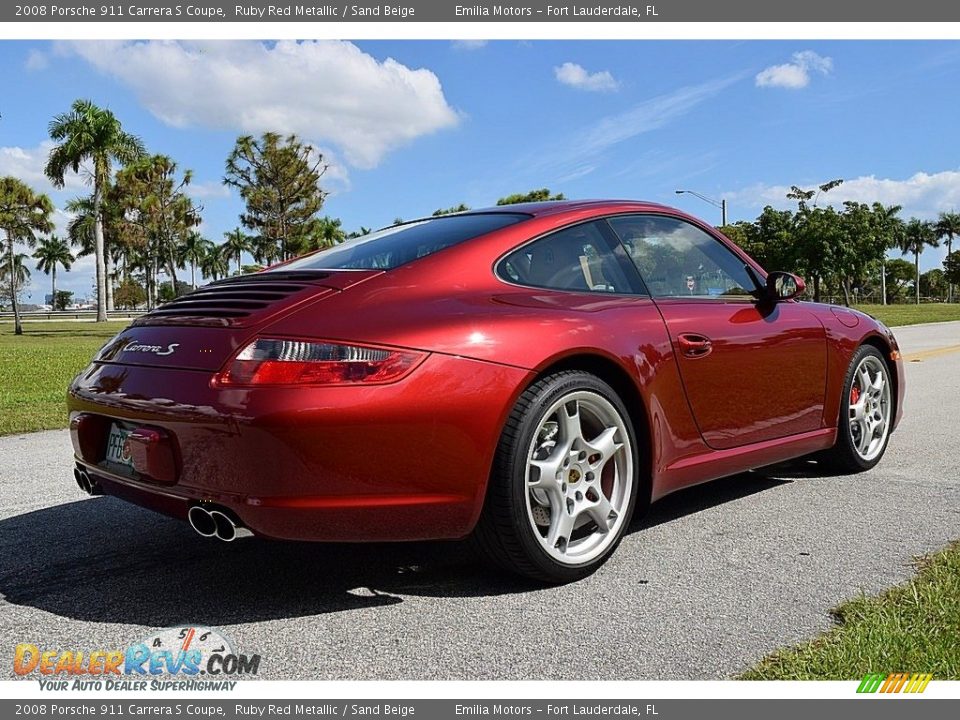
[5,1,960,22]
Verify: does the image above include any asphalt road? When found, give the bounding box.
[1,322,958,681]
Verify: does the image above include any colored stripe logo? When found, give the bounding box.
[857,672,933,693]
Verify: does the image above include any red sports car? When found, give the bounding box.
[68,200,904,582]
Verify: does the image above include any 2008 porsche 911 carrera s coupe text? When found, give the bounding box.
[68,200,904,582]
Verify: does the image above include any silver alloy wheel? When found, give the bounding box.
[524,390,633,565]
[848,355,892,462]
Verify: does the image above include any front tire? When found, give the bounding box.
[820,345,894,473]
[473,371,639,583]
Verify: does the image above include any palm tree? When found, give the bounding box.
[177,231,213,290]
[250,234,280,267]
[0,252,32,311]
[45,99,145,321]
[936,211,960,303]
[0,177,54,334]
[33,235,75,310]
[223,228,251,275]
[200,243,230,281]
[305,216,345,251]
[871,203,903,306]
[899,218,938,305]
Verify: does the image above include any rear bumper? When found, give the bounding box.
[68,353,531,541]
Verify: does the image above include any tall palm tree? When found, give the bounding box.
[33,235,75,310]
[0,252,32,310]
[178,231,214,289]
[871,203,903,306]
[45,99,145,321]
[0,177,54,334]
[223,228,251,275]
[250,234,280,267]
[936,211,960,303]
[200,243,230,281]
[899,218,938,305]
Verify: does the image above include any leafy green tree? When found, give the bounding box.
[884,258,915,303]
[33,235,75,310]
[46,99,145,320]
[432,203,470,216]
[943,250,960,289]
[935,211,960,302]
[919,268,947,300]
[0,177,54,334]
[496,188,565,206]
[834,202,900,306]
[786,180,844,302]
[223,228,252,275]
[178,231,214,289]
[224,133,327,261]
[115,154,200,298]
[898,218,938,304]
[113,278,146,310]
[158,279,192,303]
[739,208,796,272]
[53,289,74,311]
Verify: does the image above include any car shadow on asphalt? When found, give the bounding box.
[0,470,796,626]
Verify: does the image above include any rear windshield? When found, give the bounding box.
[275,213,530,271]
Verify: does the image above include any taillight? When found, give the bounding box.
[214,338,427,387]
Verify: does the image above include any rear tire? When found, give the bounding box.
[819,345,893,473]
[473,371,639,583]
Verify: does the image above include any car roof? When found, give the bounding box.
[462,199,674,218]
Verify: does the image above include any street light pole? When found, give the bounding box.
[675,189,728,227]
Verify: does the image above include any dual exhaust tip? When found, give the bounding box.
[74,467,102,496]
[74,466,250,543]
[187,505,252,543]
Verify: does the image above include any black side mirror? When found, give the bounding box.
[765,271,806,301]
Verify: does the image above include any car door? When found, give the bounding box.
[606,214,827,450]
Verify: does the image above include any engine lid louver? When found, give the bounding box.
[134,272,333,328]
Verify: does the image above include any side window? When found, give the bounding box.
[497,221,637,294]
[607,215,758,299]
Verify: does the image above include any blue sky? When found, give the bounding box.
[2,40,959,301]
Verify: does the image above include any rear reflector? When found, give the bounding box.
[214,338,426,387]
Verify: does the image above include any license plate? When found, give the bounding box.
[105,424,133,467]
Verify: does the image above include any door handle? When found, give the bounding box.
[677,333,713,358]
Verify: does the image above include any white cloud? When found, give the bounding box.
[577,74,740,158]
[0,141,88,193]
[554,62,619,92]
[187,181,230,200]
[60,40,460,169]
[725,169,960,220]
[25,49,49,71]
[508,73,740,190]
[451,40,488,50]
[755,50,833,89]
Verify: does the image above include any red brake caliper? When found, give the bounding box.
[850,385,861,404]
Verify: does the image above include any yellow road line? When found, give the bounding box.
[903,344,960,362]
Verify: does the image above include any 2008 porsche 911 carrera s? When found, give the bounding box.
[68,200,904,582]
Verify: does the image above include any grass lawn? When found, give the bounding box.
[0,320,128,436]
[853,303,960,327]
[743,543,960,680]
